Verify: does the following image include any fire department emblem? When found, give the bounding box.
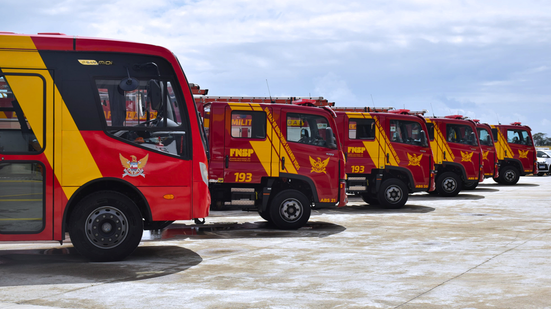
[120,153,149,178]
[310,156,330,174]
[519,150,529,159]
[482,151,489,160]
[460,151,473,162]
[407,153,422,166]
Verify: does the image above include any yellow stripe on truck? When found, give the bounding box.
[0,35,103,200]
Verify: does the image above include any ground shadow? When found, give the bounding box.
[408,193,486,201]
[314,204,435,215]
[143,221,346,241]
[0,245,201,287]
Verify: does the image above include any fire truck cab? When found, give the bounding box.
[426,115,483,196]
[490,122,537,185]
[202,101,347,229]
[334,108,435,208]
[0,33,210,261]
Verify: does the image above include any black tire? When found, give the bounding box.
[436,172,462,197]
[377,178,408,209]
[361,193,379,205]
[493,177,501,184]
[537,173,544,176]
[462,181,478,190]
[268,190,311,230]
[68,191,143,262]
[499,166,520,185]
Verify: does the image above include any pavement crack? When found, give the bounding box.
[394,227,551,308]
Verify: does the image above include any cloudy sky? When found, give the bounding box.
[5,0,551,135]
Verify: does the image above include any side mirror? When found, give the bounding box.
[420,130,428,146]
[147,79,162,111]
[326,127,337,149]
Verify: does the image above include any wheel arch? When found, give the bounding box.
[384,166,415,192]
[62,178,151,235]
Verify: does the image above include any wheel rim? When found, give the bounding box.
[384,185,403,204]
[442,177,457,193]
[279,198,303,223]
[504,170,516,182]
[85,206,129,249]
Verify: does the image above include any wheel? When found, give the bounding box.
[499,166,520,185]
[377,178,408,209]
[268,190,311,230]
[361,193,379,205]
[68,191,143,262]
[436,172,462,197]
[537,173,544,176]
[493,177,501,184]
[462,181,478,190]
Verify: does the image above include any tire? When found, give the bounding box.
[537,173,544,176]
[377,178,408,209]
[499,166,520,185]
[68,191,143,262]
[268,190,311,230]
[361,193,379,205]
[462,181,478,190]
[436,172,462,197]
[493,177,501,184]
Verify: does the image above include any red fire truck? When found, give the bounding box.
[333,108,436,208]
[0,33,210,261]
[490,122,537,184]
[473,120,499,188]
[199,98,347,230]
[425,115,484,196]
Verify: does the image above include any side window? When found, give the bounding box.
[287,113,335,148]
[491,128,499,142]
[426,123,435,141]
[508,129,532,145]
[0,75,44,153]
[390,120,427,146]
[446,124,477,146]
[349,118,375,139]
[96,78,190,157]
[230,111,266,138]
[478,128,493,146]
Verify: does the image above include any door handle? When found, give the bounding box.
[225,155,229,168]
[281,157,285,170]
[444,151,446,160]
[386,153,390,163]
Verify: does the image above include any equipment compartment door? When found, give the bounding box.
[0,70,54,240]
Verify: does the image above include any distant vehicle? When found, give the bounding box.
[536,149,551,176]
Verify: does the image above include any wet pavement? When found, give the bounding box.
[1,176,551,308]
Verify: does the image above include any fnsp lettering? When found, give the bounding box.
[230,148,254,157]
[348,147,365,154]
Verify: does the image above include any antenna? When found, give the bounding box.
[430,103,435,117]
[370,94,375,105]
[265,79,274,103]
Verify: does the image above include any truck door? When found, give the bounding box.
[346,115,380,174]
[0,71,54,240]
[223,105,272,184]
[388,118,432,188]
[477,126,497,177]
[445,123,481,181]
[281,109,340,203]
[506,128,535,174]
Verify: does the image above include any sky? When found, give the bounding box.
[4,0,551,135]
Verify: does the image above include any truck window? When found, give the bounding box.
[491,128,499,142]
[287,113,333,148]
[390,120,427,146]
[446,124,477,146]
[426,123,435,141]
[0,75,43,153]
[477,128,493,146]
[230,111,266,138]
[95,79,190,157]
[507,129,532,146]
[349,118,375,139]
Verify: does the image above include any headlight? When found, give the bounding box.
[199,162,208,185]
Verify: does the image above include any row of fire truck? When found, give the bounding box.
[192,93,537,230]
